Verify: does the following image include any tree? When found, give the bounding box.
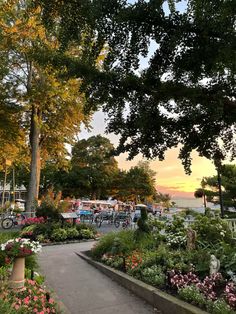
[197,165,236,209]
[113,161,156,202]
[0,1,90,212]
[69,135,119,199]
[154,192,172,209]
[40,0,236,173]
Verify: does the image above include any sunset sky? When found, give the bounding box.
[79,111,218,198]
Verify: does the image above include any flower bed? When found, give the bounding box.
[1,279,58,313]
[91,215,236,314]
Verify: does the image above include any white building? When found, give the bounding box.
[0,183,27,203]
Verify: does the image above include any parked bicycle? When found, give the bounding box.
[114,212,132,229]
[0,210,26,229]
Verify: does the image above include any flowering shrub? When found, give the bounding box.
[125,251,143,271]
[197,273,225,301]
[225,282,236,310]
[169,270,200,289]
[0,238,42,258]
[2,279,57,313]
[22,217,45,226]
[165,232,186,249]
[178,285,206,307]
[141,265,166,287]
[101,254,124,269]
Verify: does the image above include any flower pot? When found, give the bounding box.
[9,257,25,289]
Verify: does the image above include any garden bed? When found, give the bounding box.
[78,251,207,314]
[88,214,236,314]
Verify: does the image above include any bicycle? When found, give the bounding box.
[1,210,26,230]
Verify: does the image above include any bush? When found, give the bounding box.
[36,196,61,220]
[0,299,23,314]
[192,216,232,245]
[91,230,135,259]
[141,265,166,287]
[66,228,79,239]
[205,299,234,314]
[178,285,206,307]
[51,228,67,242]
[80,229,94,239]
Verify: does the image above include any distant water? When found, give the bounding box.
[172,198,204,208]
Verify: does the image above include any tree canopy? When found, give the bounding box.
[0,0,92,211]
[39,0,236,173]
[195,164,236,208]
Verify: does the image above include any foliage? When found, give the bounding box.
[136,206,150,234]
[1,279,58,313]
[69,135,119,199]
[0,298,22,314]
[192,216,232,246]
[199,165,236,208]
[40,0,236,173]
[51,228,67,242]
[0,0,91,211]
[36,193,63,220]
[22,217,45,226]
[178,285,206,308]
[0,238,42,258]
[141,265,166,287]
[91,230,135,260]
[66,228,79,239]
[205,299,234,314]
[79,229,94,239]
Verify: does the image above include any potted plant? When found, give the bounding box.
[0,238,42,289]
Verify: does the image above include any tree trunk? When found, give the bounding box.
[25,107,41,216]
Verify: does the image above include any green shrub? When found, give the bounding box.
[0,266,9,282]
[178,285,206,307]
[91,230,135,259]
[0,232,20,244]
[141,265,166,287]
[36,234,46,243]
[25,254,38,270]
[80,229,94,239]
[205,299,234,314]
[137,207,150,233]
[0,298,25,314]
[36,196,61,220]
[51,228,67,242]
[66,228,79,239]
[25,269,45,285]
[76,223,96,234]
[192,216,232,245]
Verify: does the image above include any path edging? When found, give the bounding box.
[77,251,208,314]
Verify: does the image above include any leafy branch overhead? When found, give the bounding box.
[39,0,236,173]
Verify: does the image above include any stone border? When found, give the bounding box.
[77,251,208,314]
[41,238,98,247]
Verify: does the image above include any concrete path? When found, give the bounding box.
[38,242,158,314]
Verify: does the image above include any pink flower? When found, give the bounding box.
[23,296,30,305]
[15,304,20,310]
[34,296,38,301]
[49,298,54,304]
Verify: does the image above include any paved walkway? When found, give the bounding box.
[38,242,158,314]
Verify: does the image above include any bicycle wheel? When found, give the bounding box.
[1,218,14,229]
[114,219,120,228]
